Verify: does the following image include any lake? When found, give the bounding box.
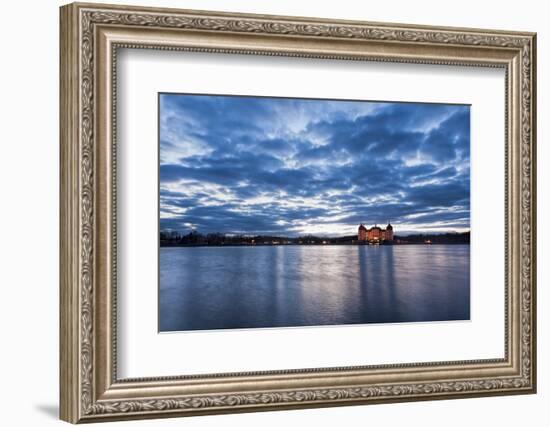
[159,245,470,332]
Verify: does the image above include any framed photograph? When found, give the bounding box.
[60,2,537,423]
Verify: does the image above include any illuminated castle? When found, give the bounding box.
[358,222,394,243]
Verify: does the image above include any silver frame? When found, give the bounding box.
[60,2,536,423]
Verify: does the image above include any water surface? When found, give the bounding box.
[159,245,470,332]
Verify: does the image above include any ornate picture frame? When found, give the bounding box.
[60,2,536,423]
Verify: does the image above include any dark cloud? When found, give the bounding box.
[159,94,470,235]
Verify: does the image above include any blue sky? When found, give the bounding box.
[159,93,470,236]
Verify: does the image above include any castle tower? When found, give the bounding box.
[358,224,367,241]
[385,222,394,241]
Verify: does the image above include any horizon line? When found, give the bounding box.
[160,229,471,237]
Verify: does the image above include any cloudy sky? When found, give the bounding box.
[159,93,470,236]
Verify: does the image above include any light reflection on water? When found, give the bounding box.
[159,245,470,332]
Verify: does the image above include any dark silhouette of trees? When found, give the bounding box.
[160,230,470,247]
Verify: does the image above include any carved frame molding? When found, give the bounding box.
[60,2,536,423]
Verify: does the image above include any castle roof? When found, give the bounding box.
[358,224,367,231]
[386,223,393,230]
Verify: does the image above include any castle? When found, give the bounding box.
[358,222,393,243]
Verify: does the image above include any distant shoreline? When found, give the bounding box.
[160,241,470,248]
[160,231,470,247]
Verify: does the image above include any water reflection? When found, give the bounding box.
[159,245,470,332]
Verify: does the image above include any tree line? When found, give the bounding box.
[160,230,470,246]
